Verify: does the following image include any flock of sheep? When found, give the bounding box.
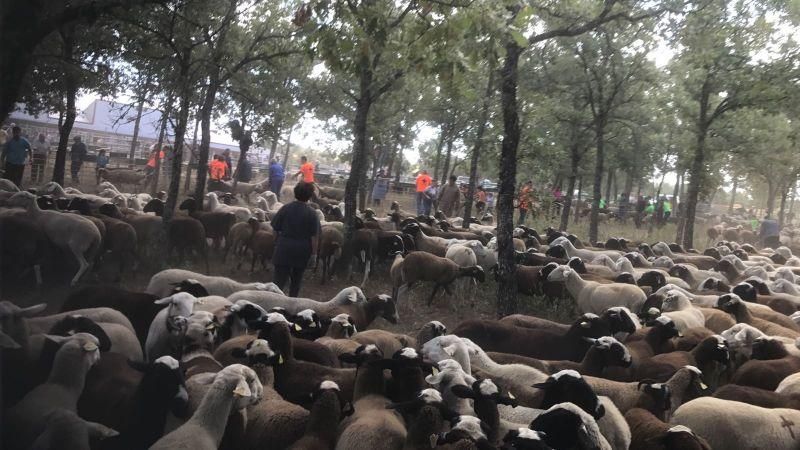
[5,174,800,449]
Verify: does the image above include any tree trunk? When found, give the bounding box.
[432,124,448,182]
[728,175,738,213]
[267,133,280,163]
[184,115,199,193]
[128,76,149,163]
[462,66,495,228]
[575,176,583,223]
[52,28,76,186]
[778,181,789,227]
[163,50,192,223]
[589,119,606,245]
[282,126,294,170]
[150,98,171,196]
[683,126,707,249]
[604,168,613,203]
[560,147,579,231]
[496,41,521,318]
[193,77,220,209]
[766,178,778,217]
[624,172,634,197]
[441,135,454,185]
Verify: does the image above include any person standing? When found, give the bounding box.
[271,182,320,297]
[662,197,672,224]
[437,175,461,217]
[415,169,432,216]
[475,185,487,216]
[295,155,315,183]
[30,133,49,183]
[95,149,109,184]
[222,149,233,179]
[269,158,285,200]
[237,155,253,182]
[517,180,533,225]
[371,169,389,208]
[69,136,88,183]
[423,179,439,216]
[208,154,227,190]
[1,126,32,188]
[759,214,780,248]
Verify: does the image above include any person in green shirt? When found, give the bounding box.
[644,202,655,215]
[663,199,672,222]
[599,198,606,209]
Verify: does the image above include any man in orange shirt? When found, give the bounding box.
[415,169,432,215]
[294,155,315,183]
[208,154,227,189]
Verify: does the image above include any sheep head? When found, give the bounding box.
[331,313,357,338]
[532,370,604,420]
[213,364,263,409]
[44,332,102,369]
[546,265,573,282]
[661,290,691,312]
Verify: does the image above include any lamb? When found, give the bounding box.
[146,268,284,297]
[316,225,343,283]
[144,292,198,362]
[203,191,251,222]
[178,197,236,250]
[4,333,102,450]
[625,408,711,450]
[390,250,485,306]
[149,364,263,450]
[222,220,257,261]
[547,264,647,314]
[7,191,101,285]
[670,397,800,450]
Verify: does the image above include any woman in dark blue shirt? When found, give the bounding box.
[270,182,320,297]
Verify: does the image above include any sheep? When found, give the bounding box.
[0,213,49,285]
[449,378,521,444]
[446,242,479,306]
[716,293,800,339]
[634,335,730,384]
[551,235,623,261]
[7,191,101,285]
[625,408,711,450]
[149,364,263,450]
[4,333,102,450]
[37,314,142,362]
[351,329,416,357]
[166,215,210,273]
[501,308,639,339]
[316,225,343,283]
[242,228,276,273]
[670,397,800,450]
[547,264,647,314]
[0,177,20,191]
[205,191,251,222]
[146,268,284,297]
[223,219,257,261]
[314,313,360,357]
[731,337,800,390]
[436,415,494,448]
[144,292,198,362]
[712,384,800,409]
[288,381,348,450]
[28,408,119,450]
[26,307,136,337]
[660,290,706,332]
[651,242,717,270]
[349,227,406,287]
[424,358,478,415]
[390,250,485,306]
[530,402,612,450]
[178,197,236,250]
[402,222,448,256]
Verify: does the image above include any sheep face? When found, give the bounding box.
[291,309,322,338]
[545,245,567,259]
[331,314,357,337]
[567,257,587,273]
[215,364,263,409]
[437,416,489,446]
[530,406,590,450]
[650,316,680,339]
[731,283,757,301]
[373,294,399,324]
[147,356,190,418]
[603,307,639,335]
[236,339,281,366]
[695,335,730,365]
[592,336,632,367]
[638,271,667,291]
[667,265,692,281]
[502,429,550,450]
[182,312,219,351]
[45,332,102,368]
[661,426,712,450]
[661,291,691,312]
[48,315,112,352]
[532,371,604,420]
[546,265,573,282]
[614,272,636,285]
[715,293,744,313]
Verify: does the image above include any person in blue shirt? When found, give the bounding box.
[1,126,32,188]
[95,149,109,184]
[269,158,285,200]
[760,214,780,248]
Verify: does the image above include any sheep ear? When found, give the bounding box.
[85,421,119,440]
[425,372,444,385]
[154,295,175,305]
[451,384,475,399]
[20,303,46,317]
[233,377,252,397]
[339,352,359,364]
[443,344,458,356]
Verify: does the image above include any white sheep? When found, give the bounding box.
[150,364,263,450]
[205,192,251,222]
[0,177,21,191]
[445,243,479,307]
[424,358,477,415]
[552,236,623,261]
[145,292,198,362]
[671,397,800,450]
[7,191,102,285]
[547,265,646,315]
[227,286,366,316]
[776,372,800,396]
[29,408,118,450]
[146,268,285,297]
[660,290,706,332]
[5,333,102,450]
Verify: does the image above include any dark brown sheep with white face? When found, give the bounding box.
[625,408,711,450]
[712,384,800,409]
[715,293,800,338]
[392,251,485,306]
[632,335,730,383]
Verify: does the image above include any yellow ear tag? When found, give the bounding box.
[309,322,317,328]
[294,323,302,331]
[431,366,439,376]
[429,434,438,448]
[700,382,708,389]
[278,354,284,364]
[507,391,516,399]
[83,342,98,352]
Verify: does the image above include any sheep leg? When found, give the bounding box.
[71,250,90,286]
[250,253,257,273]
[427,285,441,306]
[360,259,370,288]
[34,264,42,285]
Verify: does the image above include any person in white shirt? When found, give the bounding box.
[31,133,49,183]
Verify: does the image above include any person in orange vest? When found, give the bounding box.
[415,169,432,215]
[145,148,164,176]
[208,155,227,189]
[294,155,315,183]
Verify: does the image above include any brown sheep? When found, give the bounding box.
[166,216,209,273]
[241,229,275,273]
[731,337,800,390]
[316,226,343,284]
[715,294,800,339]
[632,335,730,383]
[390,251,485,306]
[625,408,711,450]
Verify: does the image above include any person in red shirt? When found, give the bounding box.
[415,169,432,215]
[208,155,227,190]
[517,180,533,225]
[294,155,315,183]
